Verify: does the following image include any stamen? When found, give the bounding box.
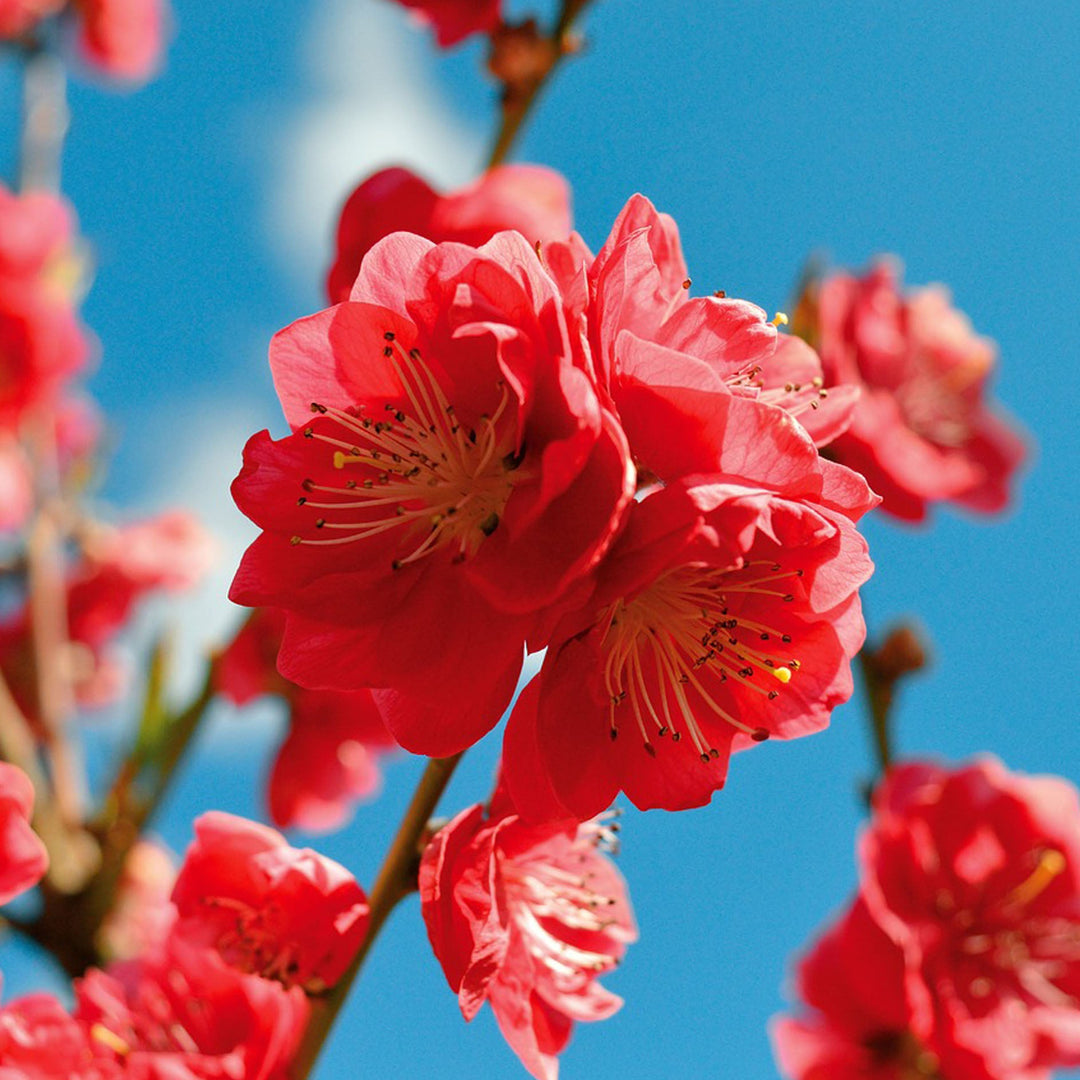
[1006,850,1067,908]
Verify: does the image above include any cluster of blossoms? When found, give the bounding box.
[0,789,368,1077]
[773,759,1080,1080]
[0,0,166,81]
[232,180,877,821]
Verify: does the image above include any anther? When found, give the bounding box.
[383,331,395,341]
[296,497,306,506]
[682,278,691,290]
[310,402,327,414]
[314,518,325,529]
[644,743,657,758]
[751,728,770,742]
[770,311,789,327]
[301,479,315,491]
[290,535,301,546]
[699,753,710,764]
[671,732,681,742]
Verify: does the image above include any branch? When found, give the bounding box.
[289,751,464,1079]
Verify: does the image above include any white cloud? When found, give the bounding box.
[267,0,484,288]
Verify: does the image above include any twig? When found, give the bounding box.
[486,0,595,168]
[19,45,68,194]
[289,752,464,1079]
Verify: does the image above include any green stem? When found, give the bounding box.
[289,752,464,1079]
[486,0,595,168]
[859,647,893,780]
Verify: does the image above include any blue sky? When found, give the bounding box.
[1,0,1079,1077]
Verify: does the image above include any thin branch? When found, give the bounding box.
[486,0,595,168]
[289,751,464,1079]
[19,45,68,194]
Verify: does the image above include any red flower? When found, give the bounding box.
[389,0,501,47]
[861,759,1080,1077]
[0,994,103,1079]
[504,455,874,820]
[420,794,635,1080]
[0,510,215,723]
[76,932,309,1079]
[772,897,1047,1080]
[327,165,572,304]
[561,194,859,459]
[0,0,64,37]
[0,185,89,427]
[807,260,1025,521]
[74,0,167,82]
[230,231,634,756]
[171,811,368,992]
[216,608,395,833]
[0,761,48,905]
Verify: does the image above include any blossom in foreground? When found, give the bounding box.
[388,0,501,47]
[0,184,90,427]
[231,230,634,756]
[505,462,874,820]
[546,194,859,458]
[216,607,395,832]
[0,994,102,1079]
[172,811,368,991]
[803,260,1025,521]
[860,759,1080,1078]
[76,932,309,1078]
[771,897,1049,1080]
[328,164,572,303]
[420,789,635,1080]
[0,761,48,905]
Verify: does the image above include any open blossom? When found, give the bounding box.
[0,184,90,427]
[771,897,1049,1080]
[388,0,500,47]
[231,231,634,756]
[172,812,368,992]
[216,607,395,832]
[804,260,1025,521]
[328,165,572,303]
[548,194,859,458]
[0,761,48,905]
[420,791,635,1080]
[861,759,1080,1078]
[504,460,874,820]
[76,932,309,1079]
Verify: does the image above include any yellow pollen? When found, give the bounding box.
[771,666,793,683]
[770,311,789,327]
[91,1024,131,1056]
[1006,849,1067,908]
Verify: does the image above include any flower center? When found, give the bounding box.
[290,333,524,569]
[600,560,802,761]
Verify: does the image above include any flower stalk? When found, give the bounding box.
[290,751,464,1079]
[487,0,594,167]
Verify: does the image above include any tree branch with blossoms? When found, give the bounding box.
[0,3,1063,1080]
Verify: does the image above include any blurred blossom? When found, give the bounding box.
[800,260,1026,522]
[327,164,572,303]
[216,607,395,833]
[387,0,501,48]
[0,761,48,905]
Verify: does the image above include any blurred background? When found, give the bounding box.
[1,0,1078,1076]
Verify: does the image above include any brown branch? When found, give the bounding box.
[289,752,464,1079]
